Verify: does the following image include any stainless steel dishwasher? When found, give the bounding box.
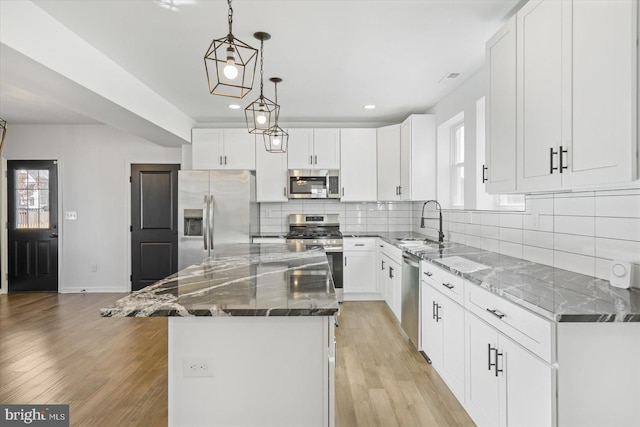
[401,252,420,348]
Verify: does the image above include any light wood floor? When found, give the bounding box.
[0,294,474,426]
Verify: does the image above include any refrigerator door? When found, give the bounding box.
[178,171,210,269]
[210,170,252,246]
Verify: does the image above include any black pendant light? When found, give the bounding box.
[263,78,288,153]
[245,32,279,134]
[204,0,258,98]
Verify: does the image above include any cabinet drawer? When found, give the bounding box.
[378,239,402,261]
[420,260,441,287]
[465,284,555,363]
[344,238,376,251]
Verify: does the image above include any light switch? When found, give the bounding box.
[65,211,77,220]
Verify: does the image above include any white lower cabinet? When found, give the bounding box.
[343,238,379,299]
[465,312,554,427]
[377,239,402,321]
[421,281,465,402]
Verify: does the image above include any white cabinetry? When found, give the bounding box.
[400,115,436,201]
[340,129,377,201]
[255,145,287,202]
[377,239,402,321]
[516,0,637,192]
[464,285,555,427]
[376,124,402,201]
[377,116,436,201]
[288,129,340,170]
[420,277,465,402]
[343,238,379,299]
[192,129,256,170]
[485,17,517,194]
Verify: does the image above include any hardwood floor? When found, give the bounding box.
[0,294,473,426]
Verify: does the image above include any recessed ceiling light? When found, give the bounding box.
[228,104,241,110]
[364,105,376,110]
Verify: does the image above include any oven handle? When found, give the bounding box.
[323,246,343,253]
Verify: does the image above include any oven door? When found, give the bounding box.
[324,248,343,302]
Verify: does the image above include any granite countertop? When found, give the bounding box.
[101,244,339,317]
[366,232,640,322]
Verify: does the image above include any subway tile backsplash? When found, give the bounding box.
[259,187,640,288]
[411,187,640,288]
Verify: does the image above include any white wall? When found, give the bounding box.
[1,124,181,293]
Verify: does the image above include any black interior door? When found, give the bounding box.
[131,164,179,291]
[7,160,59,292]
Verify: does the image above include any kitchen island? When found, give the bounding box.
[101,243,338,427]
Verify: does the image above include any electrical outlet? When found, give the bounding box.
[65,211,77,220]
[183,358,214,377]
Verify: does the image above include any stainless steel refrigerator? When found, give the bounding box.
[178,170,259,269]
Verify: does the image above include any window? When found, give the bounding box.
[15,169,50,229]
[450,122,465,208]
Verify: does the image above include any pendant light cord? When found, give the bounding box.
[227,0,233,37]
[273,82,279,126]
[259,39,264,98]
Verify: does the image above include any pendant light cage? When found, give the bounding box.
[0,118,7,156]
[263,77,288,153]
[245,32,279,134]
[204,0,258,98]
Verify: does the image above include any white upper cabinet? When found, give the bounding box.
[340,129,377,201]
[287,129,340,170]
[377,124,402,201]
[516,0,637,192]
[255,143,288,202]
[400,115,437,201]
[485,16,517,194]
[192,129,256,170]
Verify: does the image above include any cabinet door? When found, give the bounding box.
[340,129,377,201]
[255,145,287,202]
[465,313,501,427]
[376,125,401,201]
[440,296,465,403]
[421,284,442,368]
[563,0,637,187]
[192,129,224,170]
[391,260,402,322]
[485,17,517,194]
[399,119,412,201]
[287,129,314,169]
[313,129,341,169]
[516,0,564,192]
[377,251,389,302]
[222,130,255,170]
[500,334,554,427]
[343,251,377,294]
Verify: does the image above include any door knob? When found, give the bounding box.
[49,233,59,238]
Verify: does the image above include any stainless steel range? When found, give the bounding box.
[286,214,343,302]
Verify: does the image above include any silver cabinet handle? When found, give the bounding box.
[344,256,347,267]
[283,187,287,197]
[342,187,344,197]
[381,259,385,270]
[224,155,227,165]
[209,195,215,250]
[310,155,313,165]
[355,243,365,247]
[398,186,402,195]
[442,283,454,290]
[219,155,223,166]
[203,196,208,250]
[424,271,433,277]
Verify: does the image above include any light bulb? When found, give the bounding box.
[256,103,267,125]
[223,46,238,80]
[272,134,281,146]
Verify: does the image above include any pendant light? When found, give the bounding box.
[263,78,288,153]
[245,32,279,134]
[0,118,7,156]
[204,0,258,98]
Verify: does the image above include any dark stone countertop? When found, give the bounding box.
[101,243,339,317]
[349,231,640,322]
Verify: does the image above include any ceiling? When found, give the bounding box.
[1,0,521,130]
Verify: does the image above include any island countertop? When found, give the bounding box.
[101,243,339,317]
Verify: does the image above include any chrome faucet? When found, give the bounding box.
[420,200,445,244]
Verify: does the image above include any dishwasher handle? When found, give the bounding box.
[402,254,420,268]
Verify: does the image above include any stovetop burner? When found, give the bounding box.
[286,229,343,239]
[285,213,342,241]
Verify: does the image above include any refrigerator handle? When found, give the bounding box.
[203,195,208,250]
[209,195,215,251]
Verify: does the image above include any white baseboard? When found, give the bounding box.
[343,292,384,301]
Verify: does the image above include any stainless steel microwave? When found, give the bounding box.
[288,170,340,199]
